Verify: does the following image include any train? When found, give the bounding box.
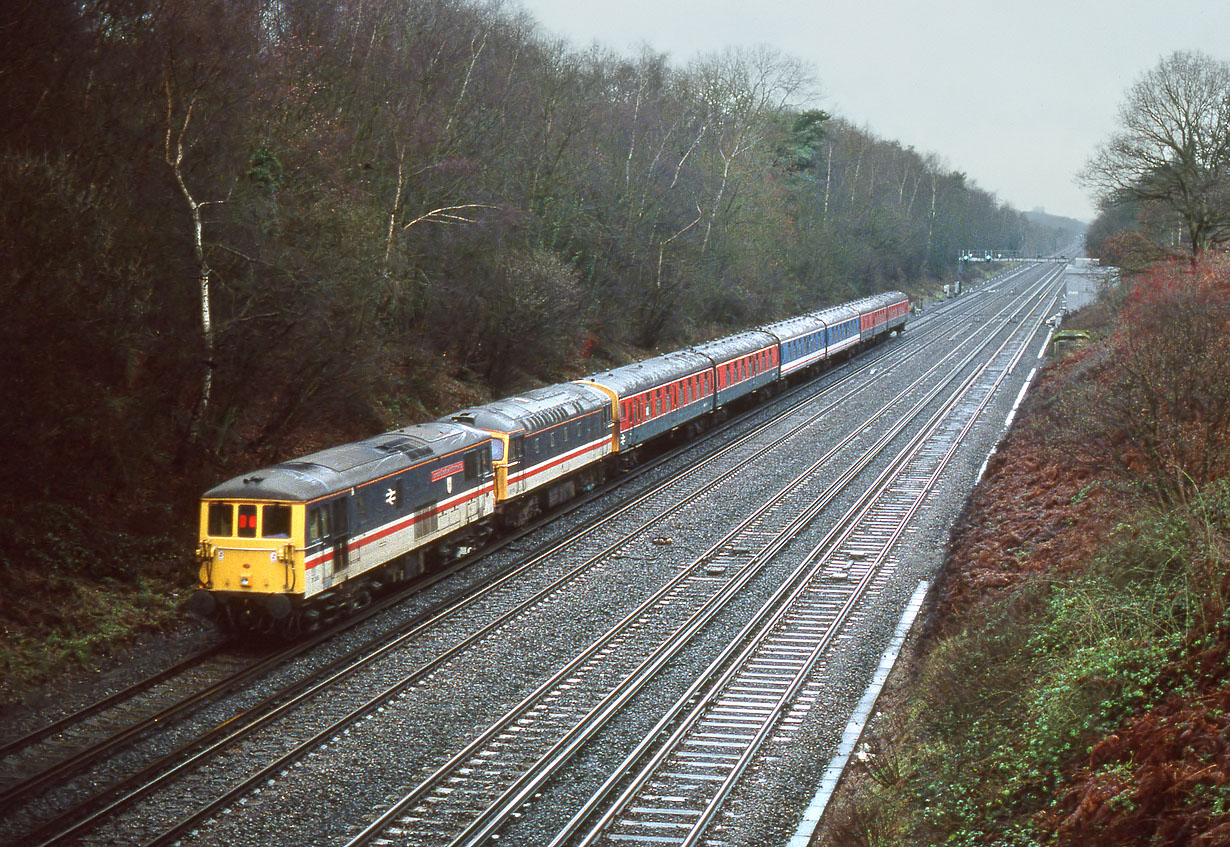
[189,291,909,635]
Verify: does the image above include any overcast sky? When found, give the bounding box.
[512,0,1230,223]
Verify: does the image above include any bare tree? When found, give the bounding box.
[163,76,218,444]
[1080,51,1230,262]
[690,46,816,253]
[1048,258,1230,508]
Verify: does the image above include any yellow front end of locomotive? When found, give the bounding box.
[196,500,307,597]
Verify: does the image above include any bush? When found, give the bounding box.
[1048,258,1230,509]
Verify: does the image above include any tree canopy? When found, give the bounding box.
[1082,50,1230,263]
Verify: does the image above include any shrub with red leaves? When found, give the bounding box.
[1044,257,1230,509]
[1043,629,1230,846]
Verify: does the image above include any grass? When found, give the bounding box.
[0,501,194,703]
[822,478,1230,847]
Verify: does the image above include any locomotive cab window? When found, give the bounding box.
[262,505,291,538]
[207,503,233,537]
[237,504,258,538]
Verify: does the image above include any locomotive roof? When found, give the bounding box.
[442,382,608,436]
[690,329,778,364]
[578,349,712,395]
[203,422,490,502]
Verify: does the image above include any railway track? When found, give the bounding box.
[0,264,1058,847]
[130,290,1001,846]
[555,267,1059,846]
[339,267,1064,846]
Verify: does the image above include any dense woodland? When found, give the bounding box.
[0,1,1079,682]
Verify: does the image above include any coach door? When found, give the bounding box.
[331,499,350,573]
[508,436,525,497]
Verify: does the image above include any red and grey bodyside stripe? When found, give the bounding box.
[506,435,612,489]
[304,482,495,572]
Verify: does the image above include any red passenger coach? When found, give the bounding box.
[886,295,910,326]
[578,350,715,453]
[856,291,910,342]
[691,330,780,408]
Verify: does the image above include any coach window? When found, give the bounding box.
[207,503,233,537]
[262,505,291,538]
[237,504,258,538]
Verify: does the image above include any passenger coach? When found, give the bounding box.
[691,330,780,408]
[577,350,714,454]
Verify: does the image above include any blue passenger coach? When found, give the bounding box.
[760,313,829,378]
